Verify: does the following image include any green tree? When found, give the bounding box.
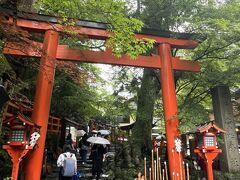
[127,0,240,166]
[0,0,156,124]
[131,68,159,164]
[34,0,154,58]
[51,64,104,123]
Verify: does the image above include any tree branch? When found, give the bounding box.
[194,39,240,61]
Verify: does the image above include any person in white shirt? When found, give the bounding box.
[57,146,77,180]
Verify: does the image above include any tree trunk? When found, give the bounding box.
[136,0,141,15]
[131,68,159,164]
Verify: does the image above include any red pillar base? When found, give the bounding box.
[3,145,32,180]
[195,149,221,180]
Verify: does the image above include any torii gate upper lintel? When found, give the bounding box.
[1,10,200,180]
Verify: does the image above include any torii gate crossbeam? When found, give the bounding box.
[4,41,200,71]
[1,10,200,180]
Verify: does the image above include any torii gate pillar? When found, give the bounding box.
[159,43,183,179]
[1,11,200,179]
[24,30,59,180]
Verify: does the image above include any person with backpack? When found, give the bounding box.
[57,146,77,180]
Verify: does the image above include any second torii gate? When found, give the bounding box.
[1,9,200,180]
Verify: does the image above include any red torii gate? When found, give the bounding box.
[1,10,200,180]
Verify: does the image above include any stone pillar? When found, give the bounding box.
[211,85,240,172]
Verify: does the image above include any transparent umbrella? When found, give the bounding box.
[87,136,110,145]
[77,130,86,136]
[156,134,165,140]
[98,130,111,135]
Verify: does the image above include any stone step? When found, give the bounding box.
[80,172,93,179]
[42,146,117,180]
[78,162,92,167]
[80,173,109,180]
[78,162,93,176]
[78,167,92,171]
[77,159,93,164]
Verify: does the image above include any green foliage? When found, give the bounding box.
[0,55,11,73]
[1,0,240,177]
[51,65,105,123]
[34,0,155,58]
[101,67,144,123]
[99,0,240,146]
[141,0,200,30]
[0,128,12,177]
[0,56,29,98]
[113,167,137,180]
[174,1,240,131]
[139,0,240,131]
[178,102,209,133]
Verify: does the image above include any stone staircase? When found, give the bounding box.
[43,143,119,180]
[77,157,93,179]
[78,143,119,180]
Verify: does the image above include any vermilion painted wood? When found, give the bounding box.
[199,124,226,133]
[3,145,32,180]
[136,34,198,49]
[10,17,198,49]
[193,122,224,180]
[56,46,200,71]
[194,149,221,180]
[24,30,59,180]
[2,15,201,180]
[4,42,200,72]
[159,43,183,180]
[57,47,161,68]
